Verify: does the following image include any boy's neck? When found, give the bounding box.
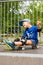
[28,24,32,28]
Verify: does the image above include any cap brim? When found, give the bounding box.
[19,20,24,26]
[19,19,30,26]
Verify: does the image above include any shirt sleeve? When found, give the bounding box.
[34,26,38,32]
[35,26,42,32]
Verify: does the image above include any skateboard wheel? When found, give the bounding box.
[22,47,25,50]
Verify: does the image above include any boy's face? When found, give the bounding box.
[23,22,29,28]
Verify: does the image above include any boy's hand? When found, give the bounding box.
[37,20,41,29]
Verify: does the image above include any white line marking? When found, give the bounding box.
[0,52,43,58]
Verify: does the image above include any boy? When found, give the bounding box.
[4,19,41,49]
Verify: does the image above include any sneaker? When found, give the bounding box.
[32,44,37,49]
[4,39,14,49]
[32,46,37,49]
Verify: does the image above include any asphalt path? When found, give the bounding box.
[0,45,43,65]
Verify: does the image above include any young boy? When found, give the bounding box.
[4,19,41,49]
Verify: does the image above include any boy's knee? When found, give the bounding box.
[14,42,22,46]
[26,40,32,45]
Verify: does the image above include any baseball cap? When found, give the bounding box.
[19,19,31,26]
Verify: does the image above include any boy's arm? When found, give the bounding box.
[37,20,42,32]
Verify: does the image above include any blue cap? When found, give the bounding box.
[19,19,31,26]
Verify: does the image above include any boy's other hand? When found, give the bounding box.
[37,20,41,29]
